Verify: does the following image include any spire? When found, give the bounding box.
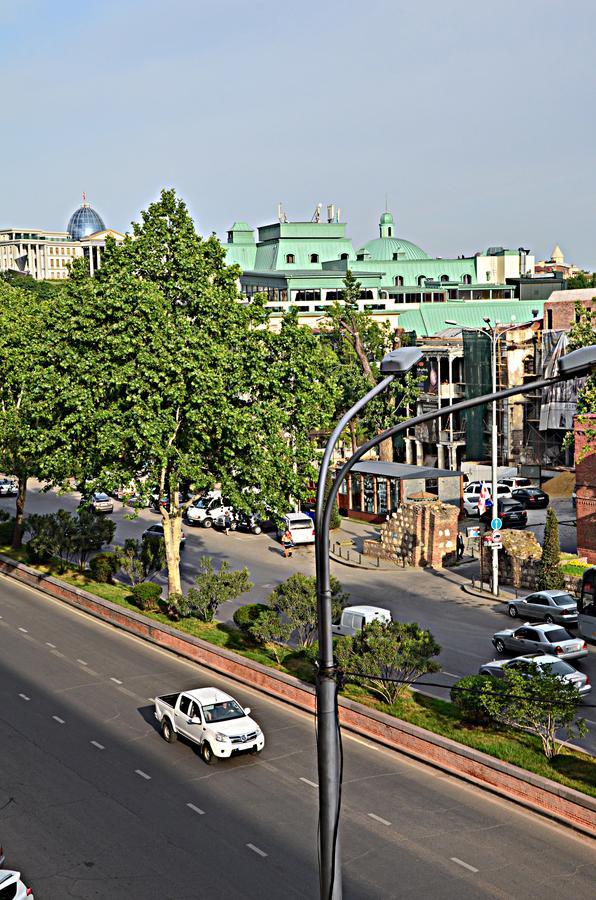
[551,244,564,264]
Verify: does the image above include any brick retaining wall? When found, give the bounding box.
[0,553,594,837]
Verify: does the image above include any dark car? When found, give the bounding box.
[142,523,187,549]
[511,487,549,509]
[480,499,527,530]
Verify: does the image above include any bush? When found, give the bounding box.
[0,517,15,546]
[233,603,269,634]
[158,591,193,620]
[130,581,162,611]
[451,675,495,725]
[89,552,119,583]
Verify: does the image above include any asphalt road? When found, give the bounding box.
[1,485,595,754]
[1,576,595,899]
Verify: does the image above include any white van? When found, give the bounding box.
[280,512,315,545]
[186,492,233,528]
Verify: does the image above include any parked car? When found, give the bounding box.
[492,622,588,660]
[186,493,232,528]
[332,605,391,637]
[213,511,266,534]
[142,523,187,549]
[154,687,265,764]
[90,492,114,514]
[0,869,34,898]
[279,512,316,545]
[479,654,591,696]
[506,590,578,624]
[510,487,549,509]
[463,482,511,516]
[498,477,536,491]
[0,478,17,497]
[480,499,527,529]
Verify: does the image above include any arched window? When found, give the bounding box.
[340,253,349,261]
[417,275,426,286]
[462,274,471,284]
[440,274,449,283]
[387,226,393,236]
[286,253,295,264]
[394,275,404,286]
[310,253,319,263]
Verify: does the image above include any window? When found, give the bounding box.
[310,253,319,263]
[546,309,553,329]
[387,226,393,236]
[417,275,426,286]
[340,253,349,261]
[359,290,373,299]
[462,274,472,284]
[351,475,361,511]
[394,275,404,286]
[363,475,375,513]
[188,702,201,721]
[440,274,449,282]
[179,695,192,715]
[294,289,321,303]
[286,253,295,264]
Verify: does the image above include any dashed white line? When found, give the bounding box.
[110,677,123,685]
[442,672,460,679]
[368,813,391,826]
[246,843,267,858]
[52,715,65,725]
[135,769,151,780]
[18,627,28,633]
[186,803,205,815]
[51,649,65,658]
[18,693,30,702]
[90,741,105,750]
[299,777,318,788]
[451,857,478,873]
[77,659,88,666]
[45,642,56,648]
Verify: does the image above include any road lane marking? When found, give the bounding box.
[187,803,205,815]
[117,686,140,699]
[51,650,65,658]
[46,642,56,648]
[135,769,151,780]
[451,857,478,873]
[110,677,123,685]
[90,741,105,750]
[442,672,460,679]
[18,693,30,701]
[77,659,88,666]
[52,715,65,725]
[18,627,28,633]
[246,843,267,858]
[368,813,391,826]
[300,777,318,788]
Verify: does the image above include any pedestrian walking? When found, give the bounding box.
[281,528,294,558]
[457,532,464,560]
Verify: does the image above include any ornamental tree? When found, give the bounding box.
[267,573,348,647]
[537,507,565,591]
[186,556,253,623]
[43,189,338,595]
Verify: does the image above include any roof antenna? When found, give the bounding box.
[82,191,88,207]
[385,192,388,212]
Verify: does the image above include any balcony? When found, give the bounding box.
[439,382,465,399]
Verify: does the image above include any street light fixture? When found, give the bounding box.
[314,342,596,899]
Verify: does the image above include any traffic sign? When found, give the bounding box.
[491,517,502,530]
[492,531,502,543]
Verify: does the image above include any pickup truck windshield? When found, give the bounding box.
[203,700,245,722]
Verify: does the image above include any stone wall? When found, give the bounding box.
[480,531,582,595]
[364,500,459,568]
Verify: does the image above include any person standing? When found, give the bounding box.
[457,532,464,560]
[281,527,294,558]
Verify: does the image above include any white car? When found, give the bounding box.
[154,687,265,764]
[0,478,17,497]
[0,869,35,898]
[463,482,512,516]
[498,477,536,491]
[186,493,233,528]
[479,654,591,695]
[280,512,315,545]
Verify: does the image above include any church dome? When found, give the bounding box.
[379,211,394,226]
[67,200,105,240]
[362,236,429,261]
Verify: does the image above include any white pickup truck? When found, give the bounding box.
[154,687,265,764]
[332,605,392,637]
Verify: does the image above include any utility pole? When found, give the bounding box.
[490,325,499,597]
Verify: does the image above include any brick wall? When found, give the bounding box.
[575,413,596,564]
[366,500,459,567]
[543,292,594,331]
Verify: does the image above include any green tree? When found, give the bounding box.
[537,507,565,591]
[267,573,348,647]
[565,272,596,289]
[116,537,165,586]
[335,620,441,704]
[250,609,292,663]
[44,190,338,596]
[24,508,115,572]
[324,471,341,530]
[0,280,59,547]
[186,556,253,622]
[478,662,587,759]
[565,300,596,459]
[324,270,422,461]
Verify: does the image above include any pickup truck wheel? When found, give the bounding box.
[203,518,213,529]
[201,741,217,765]
[161,719,177,743]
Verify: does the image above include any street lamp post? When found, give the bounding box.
[314,344,596,900]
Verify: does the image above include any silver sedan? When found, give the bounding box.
[492,623,588,661]
[479,654,591,696]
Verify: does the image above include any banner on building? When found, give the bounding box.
[539,332,584,431]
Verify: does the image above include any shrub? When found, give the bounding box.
[537,507,565,591]
[130,581,162,611]
[450,675,495,725]
[0,517,15,546]
[89,552,119,583]
[158,591,193,620]
[233,603,269,634]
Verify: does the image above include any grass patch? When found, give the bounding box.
[561,562,590,577]
[2,542,594,797]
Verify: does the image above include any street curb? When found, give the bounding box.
[1,552,594,839]
[329,550,399,571]
[461,584,511,603]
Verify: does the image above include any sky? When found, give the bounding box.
[2,0,595,267]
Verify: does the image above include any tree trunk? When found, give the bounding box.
[378,435,394,462]
[11,474,27,549]
[161,508,182,596]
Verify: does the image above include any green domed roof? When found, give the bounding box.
[363,236,429,261]
[380,211,394,225]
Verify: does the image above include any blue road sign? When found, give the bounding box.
[491,517,502,530]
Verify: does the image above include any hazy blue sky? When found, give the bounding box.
[2,0,594,266]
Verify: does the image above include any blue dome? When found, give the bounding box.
[67,203,105,240]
